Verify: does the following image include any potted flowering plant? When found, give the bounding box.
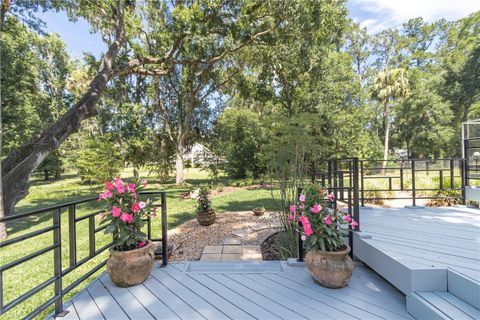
[289,184,358,288]
[98,177,157,287]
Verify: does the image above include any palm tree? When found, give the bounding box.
[371,68,410,171]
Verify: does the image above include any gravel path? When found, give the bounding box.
[168,211,281,261]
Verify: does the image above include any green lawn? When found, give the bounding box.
[1,168,278,320]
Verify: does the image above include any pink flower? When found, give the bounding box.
[338,207,345,214]
[141,179,148,186]
[327,192,335,201]
[324,215,332,225]
[120,213,133,224]
[301,235,307,241]
[351,220,359,229]
[303,223,313,236]
[131,202,141,213]
[310,203,322,214]
[152,207,158,218]
[138,241,147,248]
[116,184,125,194]
[289,204,296,213]
[299,204,305,209]
[344,214,351,223]
[139,201,146,209]
[288,214,296,221]
[299,194,306,202]
[105,181,115,191]
[126,183,136,193]
[98,191,113,201]
[299,215,309,225]
[111,206,121,217]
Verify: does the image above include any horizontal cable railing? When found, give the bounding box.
[0,191,167,320]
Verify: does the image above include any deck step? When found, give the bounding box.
[448,269,480,309]
[407,292,480,320]
[185,261,284,273]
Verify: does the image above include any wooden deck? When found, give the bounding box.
[56,261,413,320]
[359,206,480,281]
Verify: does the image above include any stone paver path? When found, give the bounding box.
[200,237,262,261]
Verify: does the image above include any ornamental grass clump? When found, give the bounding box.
[98,177,156,251]
[289,184,358,252]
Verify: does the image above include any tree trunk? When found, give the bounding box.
[175,145,185,185]
[1,10,125,216]
[383,99,390,172]
[133,166,139,179]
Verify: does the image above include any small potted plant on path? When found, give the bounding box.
[98,177,157,287]
[196,187,216,226]
[289,184,358,288]
[253,207,266,216]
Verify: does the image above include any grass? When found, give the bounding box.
[1,168,277,320]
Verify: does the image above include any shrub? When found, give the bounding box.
[75,135,124,183]
[196,187,213,213]
[214,108,265,178]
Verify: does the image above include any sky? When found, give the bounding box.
[39,0,480,59]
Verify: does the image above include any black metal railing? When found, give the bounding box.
[357,159,465,206]
[297,158,361,261]
[0,191,168,320]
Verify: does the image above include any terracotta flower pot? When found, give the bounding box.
[197,210,216,226]
[253,207,266,216]
[305,246,354,288]
[107,240,155,287]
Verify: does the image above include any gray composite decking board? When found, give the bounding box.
[226,274,336,320]
[292,269,411,316]
[141,274,205,320]
[417,292,475,320]
[206,273,306,319]
[161,265,257,319]
[60,304,80,320]
[87,280,129,320]
[150,268,229,320]
[71,290,105,320]
[362,233,480,257]
[98,274,155,320]
[435,292,480,319]
[261,273,386,320]
[368,242,480,274]
[244,273,359,320]
[188,273,282,320]
[368,239,480,267]
[127,281,181,320]
[360,207,480,281]
[275,270,413,319]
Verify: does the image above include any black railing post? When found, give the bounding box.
[411,160,416,206]
[439,170,444,190]
[400,162,404,191]
[53,209,63,316]
[296,186,304,262]
[461,159,466,205]
[333,161,338,200]
[327,160,333,194]
[352,158,360,232]
[161,192,168,266]
[450,159,455,189]
[68,205,76,268]
[339,172,344,201]
[360,160,365,207]
[88,216,95,257]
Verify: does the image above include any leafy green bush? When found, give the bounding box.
[196,187,213,213]
[214,108,265,178]
[75,135,124,183]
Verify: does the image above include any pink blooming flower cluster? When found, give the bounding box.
[98,177,156,249]
[288,185,359,252]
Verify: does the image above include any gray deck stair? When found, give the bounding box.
[354,206,480,320]
[407,292,480,320]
